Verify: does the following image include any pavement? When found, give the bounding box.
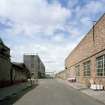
[0,79,104,105]
[65,80,87,90]
[65,80,105,104]
[0,82,32,101]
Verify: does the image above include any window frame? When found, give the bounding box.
[96,55,105,77]
[83,61,91,77]
[75,65,80,76]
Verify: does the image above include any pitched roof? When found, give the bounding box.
[12,62,30,75]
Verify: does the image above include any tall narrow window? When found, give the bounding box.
[75,65,80,76]
[83,61,91,76]
[31,64,34,68]
[96,55,105,76]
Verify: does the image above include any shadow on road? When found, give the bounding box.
[0,85,38,105]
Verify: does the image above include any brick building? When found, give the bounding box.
[65,14,105,88]
[24,55,45,79]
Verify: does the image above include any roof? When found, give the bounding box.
[0,38,10,50]
[12,62,24,68]
[12,62,30,74]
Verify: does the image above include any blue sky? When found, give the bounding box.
[0,0,105,73]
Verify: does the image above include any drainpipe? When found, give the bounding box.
[10,67,13,85]
[92,21,96,85]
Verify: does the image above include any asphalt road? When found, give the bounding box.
[0,79,104,105]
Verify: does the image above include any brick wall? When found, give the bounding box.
[65,14,105,68]
[56,70,67,80]
[65,14,105,88]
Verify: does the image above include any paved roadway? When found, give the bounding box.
[1,79,104,105]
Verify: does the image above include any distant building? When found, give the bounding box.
[24,55,45,79]
[55,70,66,80]
[0,38,11,87]
[45,72,55,79]
[0,38,31,88]
[38,59,45,78]
[65,14,105,88]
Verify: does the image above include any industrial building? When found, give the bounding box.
[65,14,105,88]
[0,38,45,88]
[0,38,30,88]
[0,38,11,87]
[24,55,45,79]
[11,62,30,84]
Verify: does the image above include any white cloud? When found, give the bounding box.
[75,0,105,18]
[52,33,66,42]
[80,17,92,27]
[10,40,76,72]
[85,1,104,14]
[67,0,78,8]
[1,0,105,73]
[0,0,73,72]
[71,0,105,35]
[0,0,71,36]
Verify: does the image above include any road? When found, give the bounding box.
[0,79,104,105]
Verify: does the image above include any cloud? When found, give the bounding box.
[9,39,77,72]
[67,0,79,8]
[75,0,105,18]
[0,0,105,73]
[69,0,105,36]
[0,0,71,36]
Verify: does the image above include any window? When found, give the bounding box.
[83,61,91,76]
[31,63,34,68]
[96,55,105,76]
[75,65,80,76]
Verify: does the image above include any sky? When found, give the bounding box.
[0,0,105,73]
